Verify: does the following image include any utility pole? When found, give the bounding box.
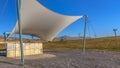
[83,15,88,54]
[3,32,7,42]
[3,32,9,50]
[78,33,81,39]
[113,29,118,48]
[16,0,24,65]
[3,32,10,42]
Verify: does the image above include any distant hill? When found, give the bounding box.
[54,35,92,41]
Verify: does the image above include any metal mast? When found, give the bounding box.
[16,0,24,65]
[83,15,88,54]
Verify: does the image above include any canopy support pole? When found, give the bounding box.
[83,15,88,54]
[16,0,24,65]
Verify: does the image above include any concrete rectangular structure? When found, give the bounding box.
[6,43,43,58]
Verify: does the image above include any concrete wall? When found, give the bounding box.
[7,43,43,58]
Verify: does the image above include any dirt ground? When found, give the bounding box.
[0,50,120,68]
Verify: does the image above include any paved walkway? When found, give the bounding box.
[0,50,120,68]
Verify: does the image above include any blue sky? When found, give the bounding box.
[0,0,120,38]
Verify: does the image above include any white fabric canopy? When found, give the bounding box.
[10,0,82,41]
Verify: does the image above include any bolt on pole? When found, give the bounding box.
[83,15,88,54]
[17,0,24,65]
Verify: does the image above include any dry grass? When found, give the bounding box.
[43,36,120,51]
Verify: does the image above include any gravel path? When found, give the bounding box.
[0,50,120,68]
